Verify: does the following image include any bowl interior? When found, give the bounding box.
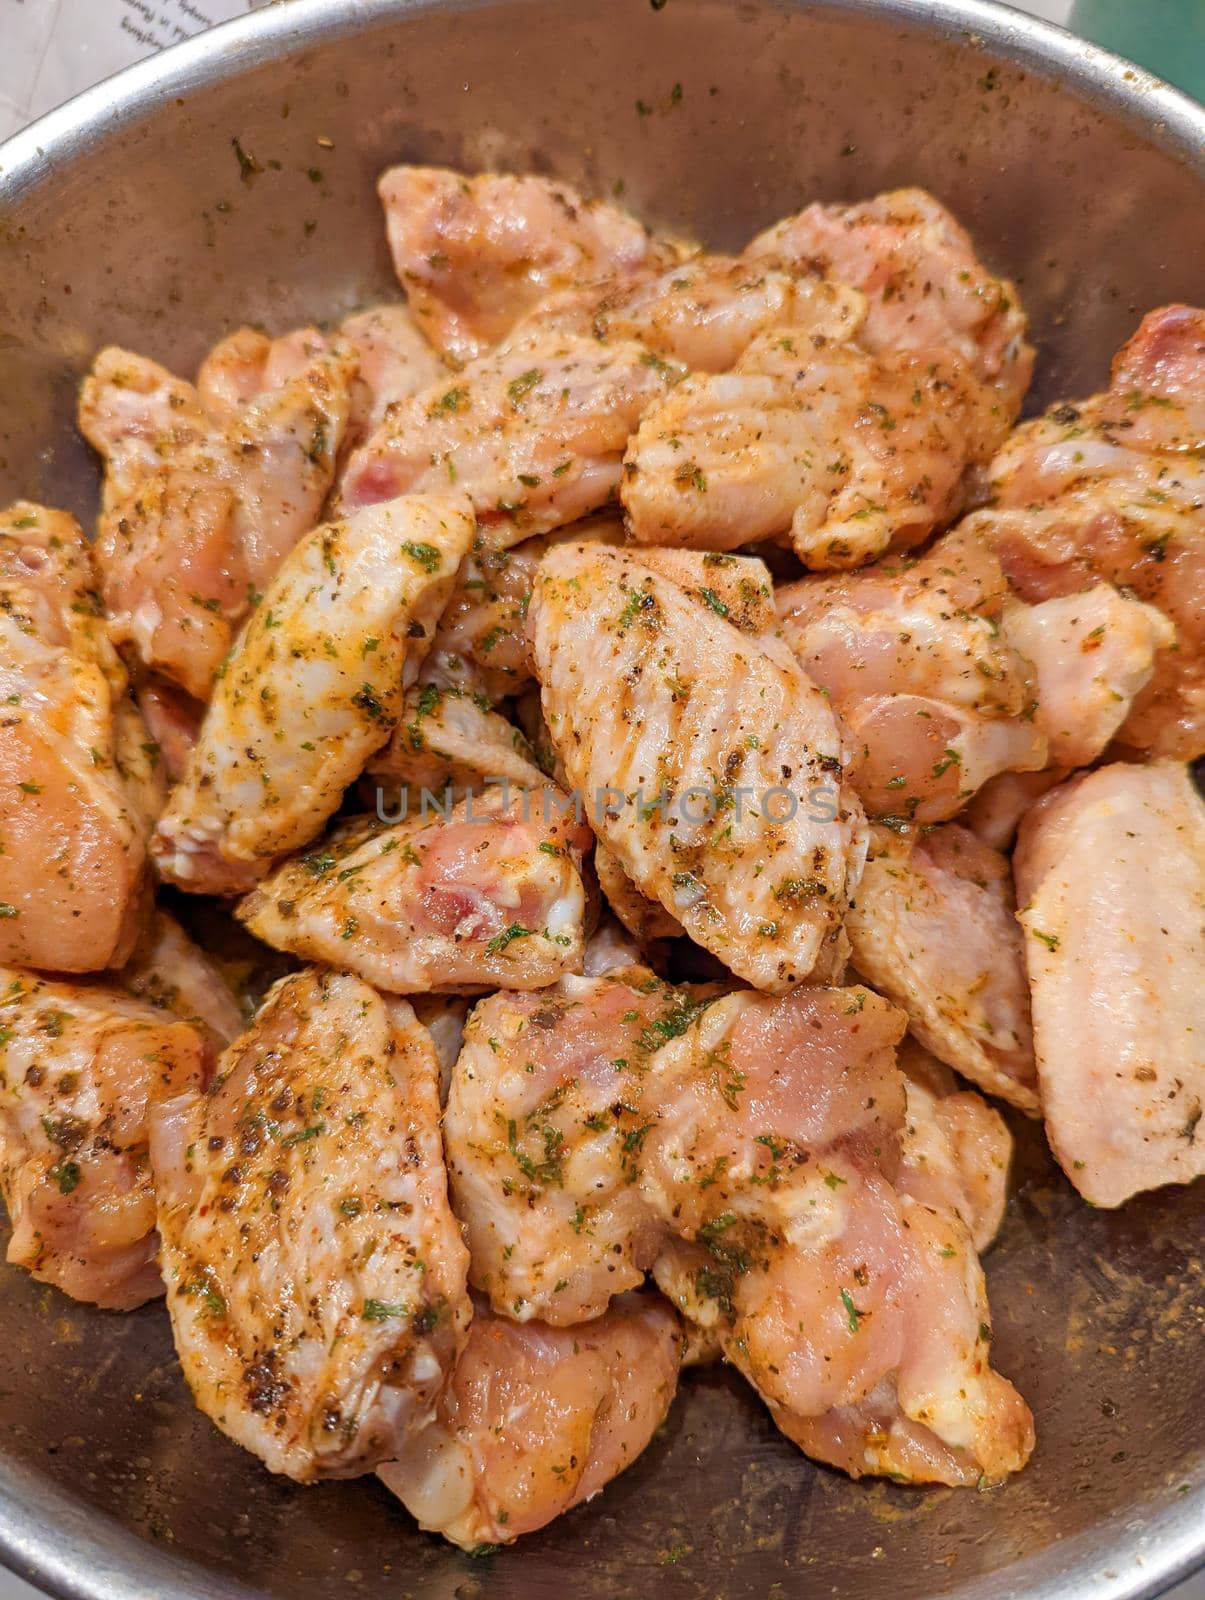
[0,3,1201,1598]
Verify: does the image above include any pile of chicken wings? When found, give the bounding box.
[0,166,1200,1549]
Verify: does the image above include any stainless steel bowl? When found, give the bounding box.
[0,3,1202,1597]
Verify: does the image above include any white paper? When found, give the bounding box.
[0,0,271,143]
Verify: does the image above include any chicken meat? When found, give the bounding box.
[150,968,470,1480]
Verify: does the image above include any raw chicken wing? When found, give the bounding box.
[237,786,591,995]
[444,968,679,1323]
[340,332,678,545]
[150,968,470,1480]
[1014,762,1205,1205]
[0,502,154,970]
[530,542,866,990]
[378,1292,681,1549]
[152,493,474,894]
[378,166,670,362]
[0,969,210,1308]
[846,823,1038,1113]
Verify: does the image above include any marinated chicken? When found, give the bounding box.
[424,522,773,706]
[80,334,353,699]
[530,542,866,990]
[150,968,470,1480]
[511,251,866,373]
[5,161,1198,1544]
[338,304,446,448]
[776,526,1046,822]
[120,911,245,1047]
[378,1292,681,1549]
[896,1040,1013,1252]
[846,824,1038,1113]
[152,493,474,895]
[238,787,591,995]
[0,502,154,971]
[1014,762,1205,1205]
[745,187,1033,429]
[623,331,990,569]
[367,684,545,802]
[339,331,679,544]
[444,968,675,1324]
[1001,585,1174,769]
[641,987,1034,1486]
[378,166,671,362]
[975,305,1205,760]
[0,969,211,1308]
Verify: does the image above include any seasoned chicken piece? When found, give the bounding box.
[0,502,154,971]
[1002,585,1174,768]
[150,969,470,1481]
[340,332,678,545]
[962,768,1067,852]
[1014,762,1205,1206]
[378,166,669,362]
[378,1292,681,1549]
[746,187,1033,429]
[339,305,446,447]
[977,305,1205,759]
[623,330,990,569]
[367,684,544,805]
[237,787,590,995]
[443,969,676,1323]
[135,678,204,784]
[80,335,353,698]
[530,543,866,991]
[152,494,474,895]
[425,523,772,706]
[511,253,865,372]
[594,840,683,945]
[777,527,1046,822]
[195,325,338,423]
[896,1040,1012,1252]
[120,911,244,1047]
[641,987,1034,1487]
[846,824,1038,1113]
[0,969,211,1308]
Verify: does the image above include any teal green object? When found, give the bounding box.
[1071,0,1205,102]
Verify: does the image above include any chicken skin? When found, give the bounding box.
[745,187,1033,430]
[424,521,772,707]
[338,304,446,449]
[238,787,591,996]
[846,824,1039,1113]
[80,335,353,699]
[377,166,670,362]
[120,910,245,1048]
[1014,762,1205,1206]
[641,987,1034,1487]
[150,968,470,1481]
[0,969,211,1308]
[378,1292,681,1550]
[366,684,545,804]
[623,331,990,569]
[443,968,677,1324]
[339,331,678,545]
[152,493,474,895]
[776,526,1046,823]
[530,543,866,990]
[511,252,866,374]
[0,502,154,971]
[975,305,1205,760]
[896,1040,1013,1253]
